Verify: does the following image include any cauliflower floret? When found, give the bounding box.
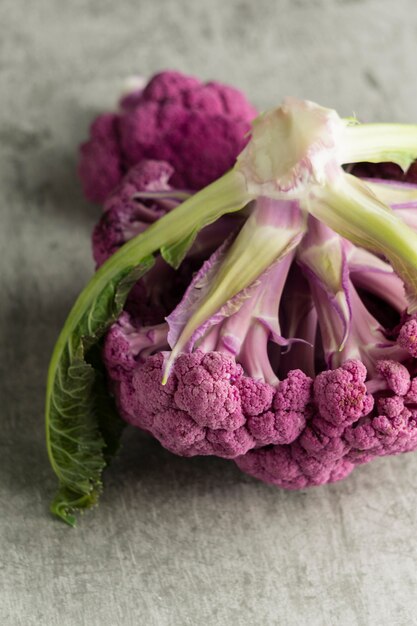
[79,70,257,202]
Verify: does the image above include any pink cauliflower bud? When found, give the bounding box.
[79,70,257,203]
[236,361,372,489]
[103,314,312,459]
[398,317,417,358]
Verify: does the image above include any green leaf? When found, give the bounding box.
[161,229,198,269]
[87,341,126,462]
[46,258,155,526]
[45,169,250,525]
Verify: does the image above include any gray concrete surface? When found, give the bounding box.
[1,0,417,624]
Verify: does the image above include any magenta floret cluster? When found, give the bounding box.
[92,159,175,267]
[104,322,311,460]
[81,70,417,491]
[79,70,257,203]
[103,318,417,488]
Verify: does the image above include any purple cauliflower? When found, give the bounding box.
[78,70,257,203]
[46,86,417,525]
[98,163,417,489]
[101,190,417,487]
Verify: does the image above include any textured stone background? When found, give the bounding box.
[1,0,417,624]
